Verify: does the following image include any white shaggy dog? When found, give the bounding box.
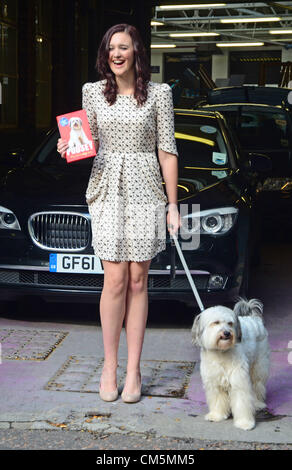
[191,298,269,430]
[68,117,91,149]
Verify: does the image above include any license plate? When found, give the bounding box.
[49,253,103,274]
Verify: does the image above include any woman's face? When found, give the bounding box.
[107,32,135,78]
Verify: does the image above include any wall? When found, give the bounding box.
[152,46,286,87]
[212,51,229,82]
[0,0,153,154]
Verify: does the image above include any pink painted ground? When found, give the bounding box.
[186,326,292,417]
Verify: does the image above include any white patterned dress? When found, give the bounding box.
[82,79,178,262]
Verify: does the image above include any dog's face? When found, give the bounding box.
[69,117,82,130]
[191,306,242,351]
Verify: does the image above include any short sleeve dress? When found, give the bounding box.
[82,79,178,262]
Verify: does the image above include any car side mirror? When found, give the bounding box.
[248,153,272,172]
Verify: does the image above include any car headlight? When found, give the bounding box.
[182,207,238,235]
[0,206,21,230]
[260,177,292,191]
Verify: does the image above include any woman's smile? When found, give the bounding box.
[113,60,126,68]
[108,31,134,77]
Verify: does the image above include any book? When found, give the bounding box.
[56,109,96,163]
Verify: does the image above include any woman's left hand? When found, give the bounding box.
[167,204,181,236]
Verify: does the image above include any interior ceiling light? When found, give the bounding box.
[159,4,226,9]
[221,17,280,23]
[169,32,219,37]
[151,21,164,26]
[217,42,264,47]
[270,29,292,34]
[151,44,177,48]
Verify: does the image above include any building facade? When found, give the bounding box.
[0,0,153,153]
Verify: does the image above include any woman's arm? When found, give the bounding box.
[155,83,181,234]
[158,149,178,206]
[158,149,181,234]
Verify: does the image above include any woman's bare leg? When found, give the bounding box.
[99,260,129,392]
[123,259,151,395]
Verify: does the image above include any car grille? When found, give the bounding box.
[28,212,90,251]
[0,269,209,291]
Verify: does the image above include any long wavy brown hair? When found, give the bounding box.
[96,23,151,107]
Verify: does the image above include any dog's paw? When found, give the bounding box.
[255,401,266,411]
[205,411,228,422]
[234,418,255,431]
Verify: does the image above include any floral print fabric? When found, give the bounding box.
[82,79,178,262]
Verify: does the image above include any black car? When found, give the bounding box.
[203,85,291,107]
[0,109,270,309]
[197,86,292,230]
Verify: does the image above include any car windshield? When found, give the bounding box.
[30,115,230,177]
[31,130,94,167]
[216,107,291,151]
[174,113,229,169]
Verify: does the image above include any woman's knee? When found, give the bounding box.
[128,277,146,295]
[103,261,129,296]
[128,260,151,294]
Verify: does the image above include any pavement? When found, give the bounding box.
[0,239,292,450]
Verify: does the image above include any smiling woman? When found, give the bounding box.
[56,23,180,407]
[96,23,151,106]
[107,34,135,90]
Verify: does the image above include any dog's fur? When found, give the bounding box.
[191,298,269,430]
[68,117,91,148]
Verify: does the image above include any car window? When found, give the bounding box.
[31,121,230,174]
[174,114,229,169]
[33,130,94,167]
[222,108,290,151]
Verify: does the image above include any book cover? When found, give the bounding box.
[56,109,96,163]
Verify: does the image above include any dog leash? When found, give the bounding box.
[170,229,205,312]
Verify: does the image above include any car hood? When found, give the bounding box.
[1,164,233,206]
[177,167,232,201]
[2,165,91,205]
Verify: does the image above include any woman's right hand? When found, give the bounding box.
[57,138,69,159]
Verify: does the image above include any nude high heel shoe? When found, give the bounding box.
[121,373,142,403]
[99,368,118,402]
[99,386,119,402]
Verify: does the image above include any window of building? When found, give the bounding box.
[0,0,18,127]
[35,0,52,128]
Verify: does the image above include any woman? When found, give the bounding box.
[57,23,180,403]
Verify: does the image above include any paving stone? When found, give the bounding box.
[30,421,61,430]
[45,355,195,398]
[0,329,68,361]
[11,422,36,430]
[0,423,10,430]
